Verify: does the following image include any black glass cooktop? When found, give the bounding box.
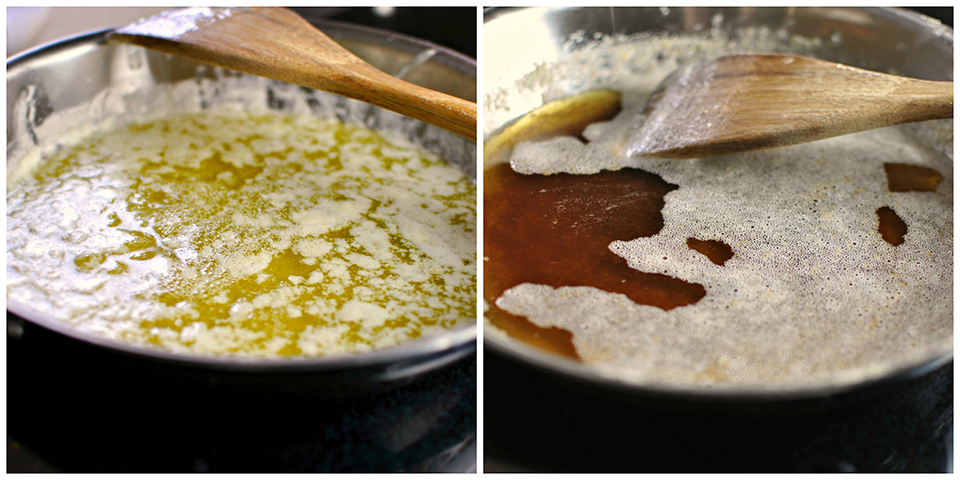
[8,319,476,473]
[484,351,951,473]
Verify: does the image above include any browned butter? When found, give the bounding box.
[484,89,948,369]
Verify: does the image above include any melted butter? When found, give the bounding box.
[686,238,734,266]
[7,111,476,358]
[484,162,706,360]
[483,27,951,390]
[876,206,908,246]
[485,88,951,387]
[483,90,622,169]
[883,163,943,192]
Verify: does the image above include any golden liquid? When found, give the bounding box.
[7,112,476,357]
[883,162,943,192]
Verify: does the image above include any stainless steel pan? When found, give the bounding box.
[7,19,477,399]
[482,7,952,472]
[483,6,952,402]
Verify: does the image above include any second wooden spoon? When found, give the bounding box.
[630,53,953,159]
[109,7,477,141]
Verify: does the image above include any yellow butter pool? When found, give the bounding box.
[7,111,476,357]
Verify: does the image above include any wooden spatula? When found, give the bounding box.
[109,7,477,141]
[629,53,953,159]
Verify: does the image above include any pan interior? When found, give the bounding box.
[7,34,477,361]
[483,9,952,393]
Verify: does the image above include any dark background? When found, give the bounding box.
[297,7,476,59]
[908,7,952,27]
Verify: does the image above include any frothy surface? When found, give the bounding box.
[8,110,476,358]
[486,34,952,390]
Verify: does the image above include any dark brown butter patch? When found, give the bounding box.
[686,238,734,266]
[876,206,907,246]
[484,163,706,360]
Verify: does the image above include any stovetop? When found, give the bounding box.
[8,341,476,473]
[484,350,952,473]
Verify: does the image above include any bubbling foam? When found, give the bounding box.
[491,34,952,391]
